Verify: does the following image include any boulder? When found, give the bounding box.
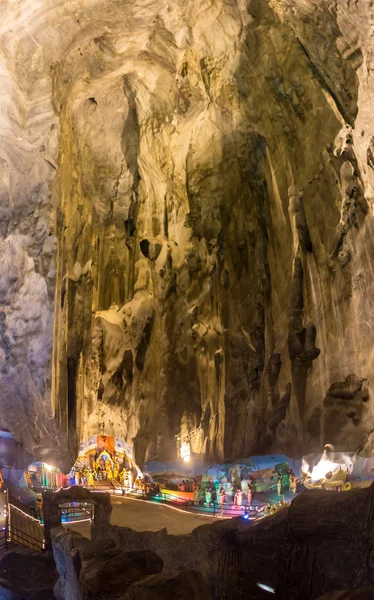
[79,549,163,599]
[78,538,117,562]
[121,569,208,600]
[52,528,88,600]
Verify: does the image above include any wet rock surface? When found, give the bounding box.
[1,1,374,466]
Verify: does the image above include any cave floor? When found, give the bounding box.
[63,495,216,539]
[63,490,298,539]
[110,496,215,535]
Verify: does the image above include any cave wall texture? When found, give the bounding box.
[1,0,374,470]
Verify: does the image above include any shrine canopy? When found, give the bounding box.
[72,434,142,479]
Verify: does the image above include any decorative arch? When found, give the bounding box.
[42,486,112,549]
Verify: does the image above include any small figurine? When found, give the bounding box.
[247,486,252,508]
[277,475,282,496]
[290,471,297,494]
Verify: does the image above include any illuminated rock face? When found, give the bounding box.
[1,0,374,469]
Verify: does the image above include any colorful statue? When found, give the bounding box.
[107,465,113,480]
[234,488,242,509]
[290,471,297,494]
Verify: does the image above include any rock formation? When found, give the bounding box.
[51,528,207,600]
[1,0,374,467]
[92,484,374,600]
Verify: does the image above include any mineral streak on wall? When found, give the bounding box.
[1,0,374,470]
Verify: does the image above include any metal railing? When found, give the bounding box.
[60,505,93,523]
[139,490,265,519]
[8,524,45,551]
[0,528,7,552]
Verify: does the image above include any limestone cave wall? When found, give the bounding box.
[1,0,374,469]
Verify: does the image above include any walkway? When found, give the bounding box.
[111,496,214,535]
[60,488,297,539]
[63,495,215,539]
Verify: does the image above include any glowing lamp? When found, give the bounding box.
[257,583,275,594]
[180,441,191,463]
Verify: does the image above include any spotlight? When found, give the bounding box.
[243,513,249,520]
[183,455,190,463]
[257,582,275,594]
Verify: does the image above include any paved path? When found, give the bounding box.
[64,490,298,539]
[110,497,215,535]
[64,496,215,539]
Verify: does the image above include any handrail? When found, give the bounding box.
[60,506,93,522]
[8,524,45,551]
[142,491,265,519]
[0,529,7,551]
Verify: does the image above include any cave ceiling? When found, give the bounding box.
[1,0,374,471]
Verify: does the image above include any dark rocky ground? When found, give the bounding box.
[0,548,57,599]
